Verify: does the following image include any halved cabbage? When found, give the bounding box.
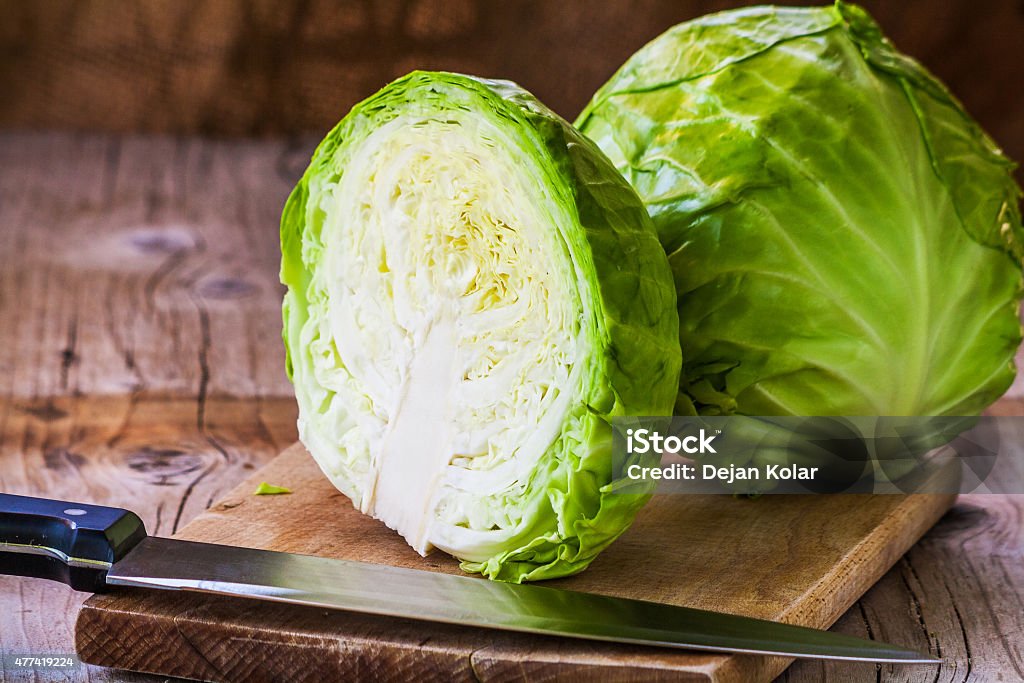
[280,72,680,581]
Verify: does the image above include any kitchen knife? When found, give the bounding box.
[0,492,939,664]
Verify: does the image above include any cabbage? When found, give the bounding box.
[577,2,1024,418]
[280,71,680,581]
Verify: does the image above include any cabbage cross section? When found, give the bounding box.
[281,72,681,581]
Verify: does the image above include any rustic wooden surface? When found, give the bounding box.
[77,442,956,683]
[0,132,1022,681]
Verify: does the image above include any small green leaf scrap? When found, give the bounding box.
[254,482,292,496]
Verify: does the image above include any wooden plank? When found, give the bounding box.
[0,396,298,683]
[76,442,956,682]
[0,132,306,401]
[0,131,306,683]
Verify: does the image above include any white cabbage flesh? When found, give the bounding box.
[301,115,586,557]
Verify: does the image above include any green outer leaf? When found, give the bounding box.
[577,2,1023,419]
[281,71,680,581]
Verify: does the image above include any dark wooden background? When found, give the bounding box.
[1,0,1023,177]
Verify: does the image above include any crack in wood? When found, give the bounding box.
[856,602,882,683]
[950,603,972,683]
[59,313,78,392]
[899,557,938,659]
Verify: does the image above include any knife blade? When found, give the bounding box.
[0,493,939,664]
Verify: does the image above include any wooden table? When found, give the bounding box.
[1,132,1021,682]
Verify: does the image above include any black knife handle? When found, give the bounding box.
[0,493,147,592]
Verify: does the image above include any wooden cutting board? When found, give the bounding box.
[75,442,954,682]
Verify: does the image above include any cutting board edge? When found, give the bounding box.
[776,490,957,629]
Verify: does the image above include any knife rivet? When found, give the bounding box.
[64,509,87,516]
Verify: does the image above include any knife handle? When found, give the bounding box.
[0,493,147,592]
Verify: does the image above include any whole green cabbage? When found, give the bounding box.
[577,2,1023,418]
[281,71,680,581]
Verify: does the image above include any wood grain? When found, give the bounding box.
[75,442,955,682]
[0,132,308,401]
[1,133,1022,681]
[0,396,299,683]
[0,132,304,683]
